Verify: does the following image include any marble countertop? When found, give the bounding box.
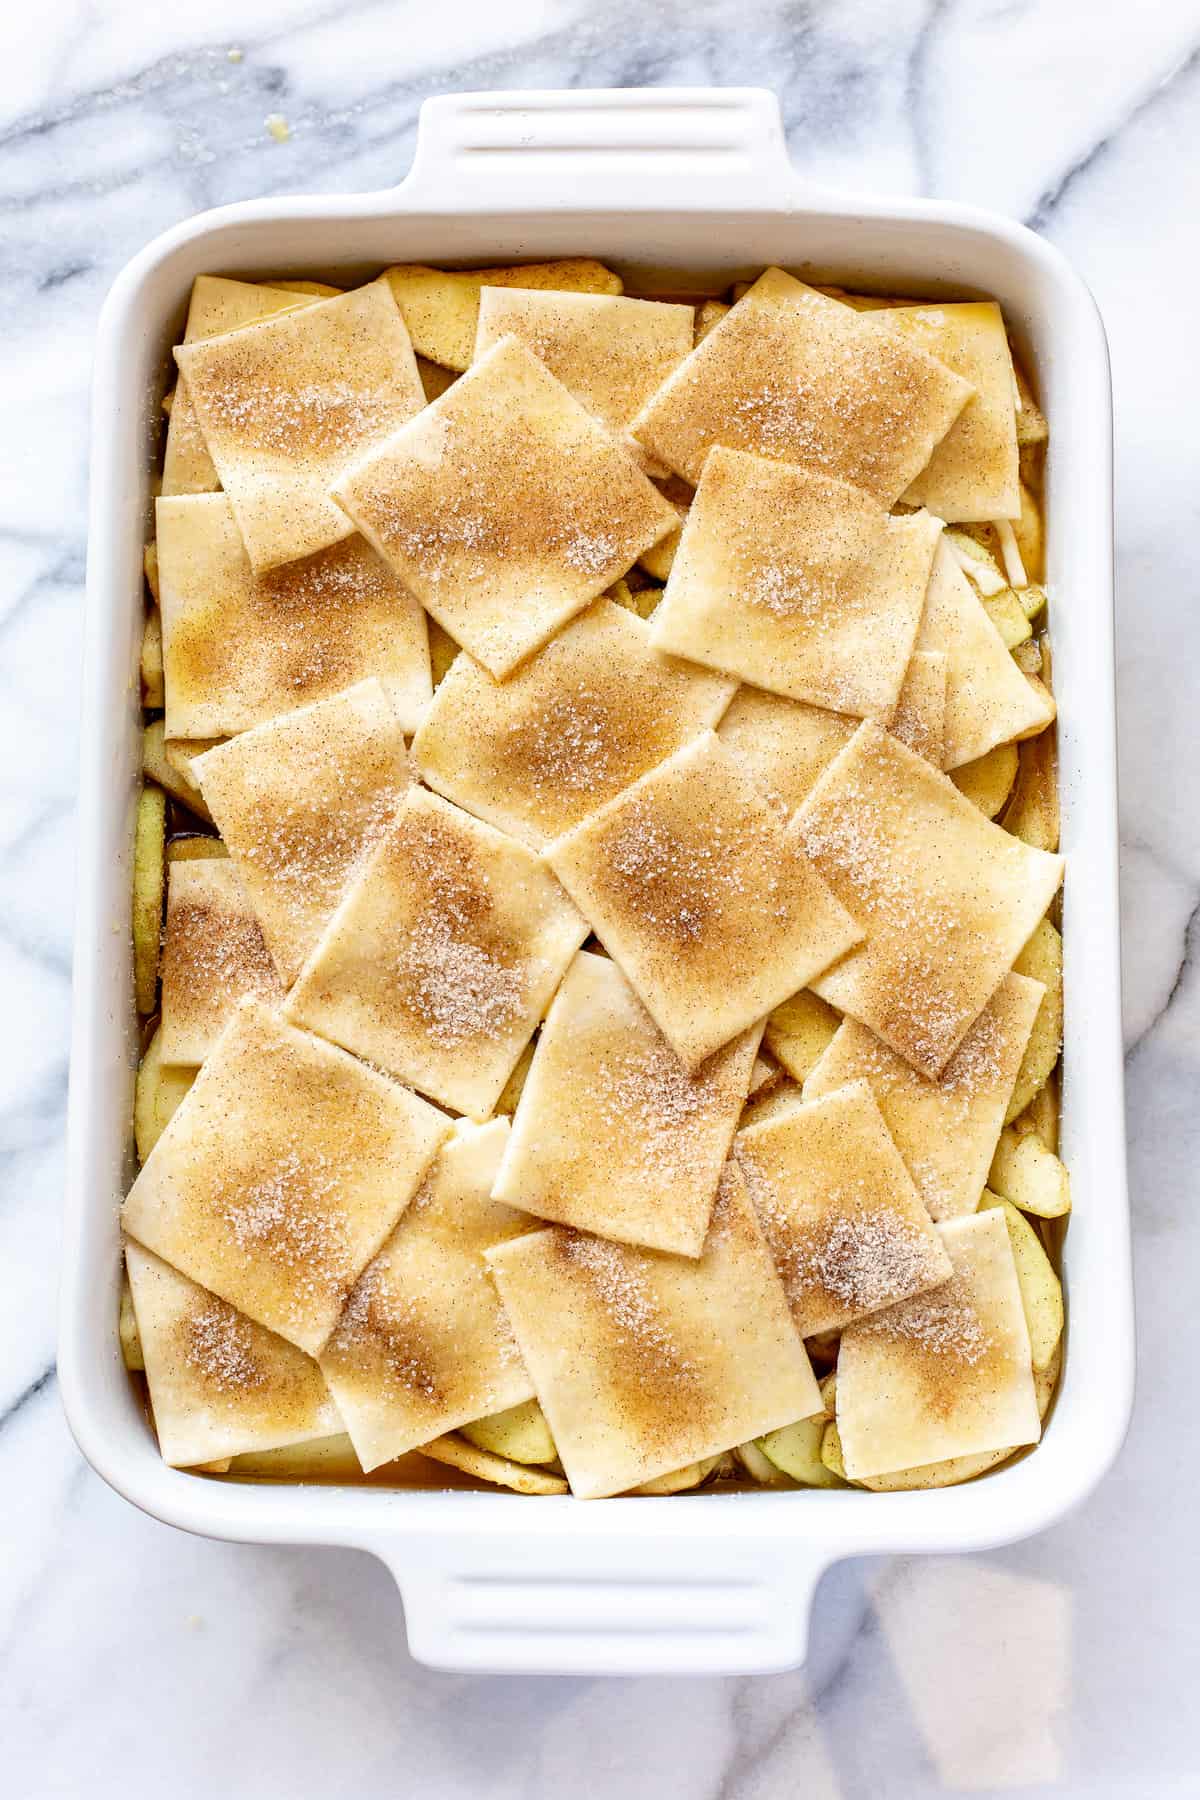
[4,1,1198,1793]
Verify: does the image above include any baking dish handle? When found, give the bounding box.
[374,1533,830,1676]
[400,88,810,212]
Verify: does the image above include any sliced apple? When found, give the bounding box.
[132,785,166,1014]
[461,1399,557,1466]
[1006,918,1064,1120]
[988,1127,1071,1218]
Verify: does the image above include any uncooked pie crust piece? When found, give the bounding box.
[122,999,452,1357]
[332,334,680,678]
[486,1164,823,1499]
[319,1120,538,1469]
[836,1208,1042,1479]
[547,731,862,1069]
[285,785,588,1120]
[411,597,734,848]
[493,950,763,1256]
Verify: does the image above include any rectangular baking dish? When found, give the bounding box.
[61,87,1133,1677]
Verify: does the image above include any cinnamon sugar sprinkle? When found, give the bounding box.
[182,1300,267,1393]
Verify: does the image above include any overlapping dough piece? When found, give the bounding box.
[794,722,1064,1078]
[163,277,317,496]
[122,999,451,1356]
[474,288,693,460]
[493,950,762,1256]
[917,540,1055,769]
[836,1208,1040,1479]
[194,678,411,986]
[385,258,622,371]
[176,279,425,571]
[486,1164,821,1498]
[125,1242,342,1467]
[159,858,285,1065]
[804,972,1044,1221]
[717,655,946,821]
[286,786,588,1119]
[632,268,973,502]
[650,447,943,716]
[547,732,861,1069]
[157,494,432,738]
[736,1081,952,1336]
[333,335,680,678]
[411,597,734,848]
[884,301,1021,522]
[319,1120,536,1470]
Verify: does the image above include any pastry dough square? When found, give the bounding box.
[385,259,623,372]
[736,1080,952,1336]
[163,277,314,497]
[159,858,285,1066]
[718,687,855,817]
[547,732,862,1069]
[889,302,1021,522]
[891,650,947,768]
[332,335,680,679]
[803,972,1044,1221]
[650,447,942,717]
[836,1208,1041,1479]
[793,722,1064,1077]
[492,950,762,1255]
[193,678,411,986]
[474,288,693,458]
[411,598,734,848]
[918,540,1055,769]
[122,999,452,1356]
[717,655,945,825]
[632,267,973,503]
[157,494,432,738]
[176,279,425,571]
[319,1120,536,1470]
[285,787,588,1119]
[485,1164,822,1498]
[125,1242,342,1467]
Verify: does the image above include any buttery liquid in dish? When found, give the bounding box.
[124,263,1066,1498]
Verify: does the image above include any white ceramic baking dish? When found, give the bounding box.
[61,87,1133,1677]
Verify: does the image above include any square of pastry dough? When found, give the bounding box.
[411,597,734,848]
[836,1208,1041,1480]
[157,494,431,738]
[887,301,1021,522]
[122,999,451,1356]
[917,540,1054,769]
[125,1242,342,1468]
[320,1119,537,1470]
[474,288,693,456]
[492,950,762,1256]
[385,258,622,371]
[485,1163,822,1498]
[163,276,315,497]
[546,732,861,1069]
[193,678,410,986]
[736,1080,952,1336]
[631,268,973,504]
[651,448,942,716]
[175,279,425,571]
[793,722,1064,1077]
[803,971,1044,1221]
[159,858,285,1065]
[717,654,945,823]
[332,335,680,679]
[285,787,588,1119]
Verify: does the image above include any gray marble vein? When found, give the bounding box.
[2,1,1198,1794]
